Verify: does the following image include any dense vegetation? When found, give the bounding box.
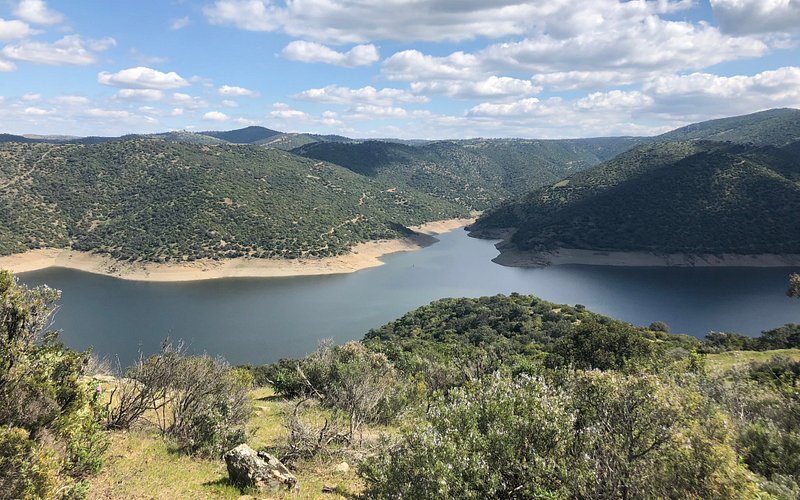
[654,108,800,146]
[0,140,470,261]
[252,292,800,498]
[292,136,641,210]
[473,138,800,254]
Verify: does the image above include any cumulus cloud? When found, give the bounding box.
[0,59,15,71]
[0,18,36,41]
[293,85,426,106]
[643,66,800,116]
[410,76,541,100]
[85,108,130,119]
[13,0,63,25]
[711,0,800,35]
[218,84,259,97]
[281,41,379,67]
[575,90,654,111]
[3,35,114,66]
[53,95,90,106]
[98,66,190,89]
[24,106,52,115]
[203,111,230,121]
[115,89,165,101]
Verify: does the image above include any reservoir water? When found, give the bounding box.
[19,229,800,366]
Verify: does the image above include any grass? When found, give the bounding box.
[705,349,800,373]
[88,387,364,499]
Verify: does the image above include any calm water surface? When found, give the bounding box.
[19,229,800,366]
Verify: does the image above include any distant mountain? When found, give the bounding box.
[654,108,800,146]
[259,132,355,150]
[198,126,282,144]
[0,140,469,261]
[472,136,800,256]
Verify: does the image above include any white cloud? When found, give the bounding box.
[204,0,282,32]
[711,0,800,35]
[221,99,238,107]
[281,41,379,67]
[24,106,52,115]
[171,92,208,108]
[382,50,479,81]
[203,111,230,121]
[85,108,130,119]
[270,102,308,120]
[21,92,40,101]
[0,59,15,71]
[0,18,36,40]
[218,84,259,97]
[171,16,191,30]
[116,89,165,101]
[293,85,426,106]
[98,66,190,89]
[410,76,541,100]
[467,97,545,117]
[348,104,408,120]
[13,0,63,25]
[53,95,90,106]
[575,90,654,111]
[643,66,800,116]
[3,35,114,66]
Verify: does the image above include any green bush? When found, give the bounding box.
[0,270,108,497]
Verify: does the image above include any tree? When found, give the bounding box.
[789,273,800,298]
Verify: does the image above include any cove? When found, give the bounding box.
[19,229,800,366]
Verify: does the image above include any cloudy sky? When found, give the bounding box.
[1,0,799,139]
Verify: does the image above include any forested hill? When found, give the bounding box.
[471,138,800,255]
[291,136,641,209]
[0,140,470,261]
[654,108,800,146]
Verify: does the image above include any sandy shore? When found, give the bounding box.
[492,247,800,268]
[0,217,474,282]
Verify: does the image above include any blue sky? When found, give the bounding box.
[1,0,799,138]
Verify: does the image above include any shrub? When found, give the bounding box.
[0,270,108,496]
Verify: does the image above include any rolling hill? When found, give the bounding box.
[0,140,470,261]
[471,135,800,257]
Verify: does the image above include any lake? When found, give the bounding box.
[19,229,800,366]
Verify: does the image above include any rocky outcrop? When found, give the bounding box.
[224,444,297,492]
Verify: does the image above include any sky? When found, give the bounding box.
[0,0,799,139]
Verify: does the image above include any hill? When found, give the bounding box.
[471,139,800,258]
[198,126,282,144]
[0,139,470,262]
[654,108,800,146]
[292,136,639,210]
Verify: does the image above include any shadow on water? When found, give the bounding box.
[19,229,800,366]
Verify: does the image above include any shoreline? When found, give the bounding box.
[492,247,800,268]
[0,217,475,282]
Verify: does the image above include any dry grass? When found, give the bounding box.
[705,349,800,373]
[88,387,364,499]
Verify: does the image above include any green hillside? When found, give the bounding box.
[0,140,470,261]
[197,126,282,144]
[292,137,637,211]
[655,108,800,146]
[473,139,800,254]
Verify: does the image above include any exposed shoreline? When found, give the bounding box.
[492,247,800,268]
[0,217,475,282]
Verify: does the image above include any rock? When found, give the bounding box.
[333,462,350,473]
[322,484,337,493]
[224,444,297,492]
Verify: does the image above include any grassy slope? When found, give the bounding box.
[705,348,800,373]
[88,388,363,499]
